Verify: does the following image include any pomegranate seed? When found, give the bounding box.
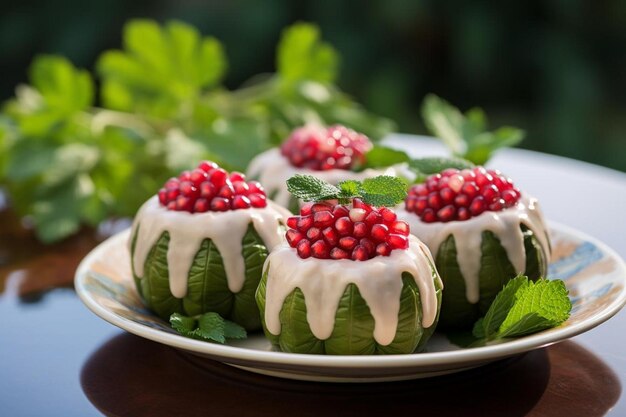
[231,195,251,210]
[229,171,245,182]
[427,192,442,210]
[458,207,470,221]
[311,240,329,259]
[297,239,312,258]
[167,188,180,201]
[376,243,391,256]
[353,222,368,238]
[232,181,249,195]
[176,195,193,211]
[379,207,397,223]
[180,181,198,198]
[364,211,381,226]
[349,208,367,222]
[390,220,409,235]
[469,196,486,216]
[353,198,373,212]
[370,224,389,242]
[287,217,298,229]
[322,227,339,245]
[330,247,350,260]
[339,236,358,251]
[313,211,334,227]
[332,205,350,217]
[167,201,176,210]
[405,166,521,222]
[352,245,369,261]
[158,189,167,205]
[218,184,235,199]
[194,198,210,213]
[247,181,264,194]
[178,170,191,182]
[437,205,456,222]
[440,187,455,204]
[286,229,305,247]
[198,161,218,172]
[454,193,470,207]
[165,178,179,189]
[190,169,208,186]
[248,193,267,208]
[306,227,321,241]
[200,181,216,199]
[210,197,230,212]
[335,217,353,236]
[297,215,313,232]
[281,125,372,171]
[388,234,408,249]
[300,202,314,216]
[311,203,332,213]
[209,169,228,187]
[359,238,375,254]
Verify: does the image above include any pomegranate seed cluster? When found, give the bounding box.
[280,124,372,171]
[157,161,267,213]
[406,167,521,223]
[285,199,411,261]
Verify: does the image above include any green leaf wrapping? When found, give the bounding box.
[437,225,548,329]
[132,223,269,330]
[255,271,443,355]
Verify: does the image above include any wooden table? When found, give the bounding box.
[1,137,625,416]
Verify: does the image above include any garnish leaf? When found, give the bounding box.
[360,146,410,170]
[286,174,341,202]
[497,279,571,337]
[169,312,247,344]
[359,176,408,207]
[421,94,525,165]
[471,276,571,342]
[287,174,407,206]
[408,157,475,183]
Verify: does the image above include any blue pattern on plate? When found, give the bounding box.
[548,242,604,280]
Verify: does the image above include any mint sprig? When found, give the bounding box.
[170,312,247,344]
[472,275,572,342]
[421,94,525,165]
[286,174,407,206]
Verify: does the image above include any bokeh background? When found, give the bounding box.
[1,0,625,171]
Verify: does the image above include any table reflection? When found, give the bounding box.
[80,334,621,417]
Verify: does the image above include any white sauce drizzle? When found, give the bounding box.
[246,148,415,207]
[263,236,442,346]
[396,195,551,304]
[129,196,289,298]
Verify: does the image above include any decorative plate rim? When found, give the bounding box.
[75,221,626,369]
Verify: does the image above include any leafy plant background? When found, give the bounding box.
[0,0,625,242]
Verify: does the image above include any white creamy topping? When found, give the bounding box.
[246,148,414,207]
[397,195,550,304]
[129,196,288,298]
[263,236,442,346]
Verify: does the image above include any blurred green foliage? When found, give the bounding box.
[4,0,622,170]
[0,20,393,243]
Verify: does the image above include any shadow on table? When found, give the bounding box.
[80,334,621,417]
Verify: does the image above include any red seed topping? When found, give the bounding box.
[280,125,372,171]
[285,199,411,260]
[158,161,268,213]
[406,167,521,222]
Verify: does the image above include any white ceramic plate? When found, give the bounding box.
[75,223,626,382]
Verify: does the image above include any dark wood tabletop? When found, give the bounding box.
[1,139,625,417]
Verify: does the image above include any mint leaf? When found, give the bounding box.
[169,312,247,344]
[473,274,528,339]
[361,146,410,170]
[359,176,407,207]
[421,94,525,164]
[287,174,407,206]
[286,174,341,202]
[408,157,475,183]
[277,23,338,85]
[497,279,571,337]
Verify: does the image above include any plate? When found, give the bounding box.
[75,223,626,382]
